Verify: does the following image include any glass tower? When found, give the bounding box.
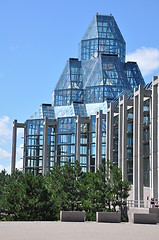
[22,14,145,175]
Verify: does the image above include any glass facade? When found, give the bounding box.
[23,14,145,178]
[53,14,144,108]
[57,117,76,166]
[80,15,125,62]
[25,119,43,175]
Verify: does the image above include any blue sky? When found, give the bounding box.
[0,0,159,172]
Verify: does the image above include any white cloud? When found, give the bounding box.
[0,164,10,174]
[0,164,6,172]
[16,158,23,171]
[0,116,12,145]
[0,148,11,159]
[126,47,159,76]
[0,143,23,174]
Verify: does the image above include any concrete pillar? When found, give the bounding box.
[118,96,128,180]
[158,82,159,201]
[133,90,138,205]
[42,117,48,175]
[54,123,58,164]
[87,120,91,172]
[133,86,144,207]
[109,104,114,163]
[138,87,144,205]
[152,81,158,198]
[106,110,109,162]
[95,112,99,172]
[122,96,128,180]
[23,122,27,174]
[95,110,103,170]
[11,120,17,173]
[149,96,152,196]
[118,98,122,169]
[75,116,81,162]
[97,110,103,167]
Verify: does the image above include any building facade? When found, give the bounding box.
[11,14,159,204]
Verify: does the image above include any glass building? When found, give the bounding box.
[11,14,144,174]
[13,14,159,205]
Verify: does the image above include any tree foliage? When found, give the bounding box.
[0,161,131,221]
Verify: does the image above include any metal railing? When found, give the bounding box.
[127,200,151,208]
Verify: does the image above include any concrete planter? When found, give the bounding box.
[133,213,156,224]
[60,211,85,222]
[96,211,121,223]
[127,207,149,223]
[149,208,159,223]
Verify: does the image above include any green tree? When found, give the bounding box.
[0,170,9,220]
[4,170,59,221]
[0,160,131,222]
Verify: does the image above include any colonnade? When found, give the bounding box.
[11,76,159,202]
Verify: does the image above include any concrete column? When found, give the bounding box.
[152,77,159,199]
[118,96,128,180]
[118,98,122,169]
[106,110,109,162]
[87,120,91,172]
[54,123,58,164]
[42,117,48,175]
[75,116,81,162]
[95,112,99,172]
[138,88,144,205]
[11,120,17,173]
[158,83,159,201]
[152,75,159,200]
[152,83,159,199]
[149,96,152,195]
[133,86,144,206]
[152,81,159,198]
[122,96,128,180]
[97,110,103,167]
[109,104,114,163]
[23,121,27,174]
[133,90,138,205]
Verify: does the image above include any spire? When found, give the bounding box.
[79,14,126,62]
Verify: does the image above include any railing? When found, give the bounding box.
[127,200,151,208]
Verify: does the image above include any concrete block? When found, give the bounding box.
[60,211,85,222]
[128,207,149,223]
[133,213,156,224]
[149,208,159,223]
[96,212,121,223]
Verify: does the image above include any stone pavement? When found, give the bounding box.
[0,222,159,240]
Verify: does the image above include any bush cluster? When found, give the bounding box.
[0,161,131,221]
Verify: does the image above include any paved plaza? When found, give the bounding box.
[0,222,159,240]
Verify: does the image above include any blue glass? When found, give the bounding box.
[52,14,145,108]
[125,62,145,89]
[80,15,125,63]
[25,14,146,175]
